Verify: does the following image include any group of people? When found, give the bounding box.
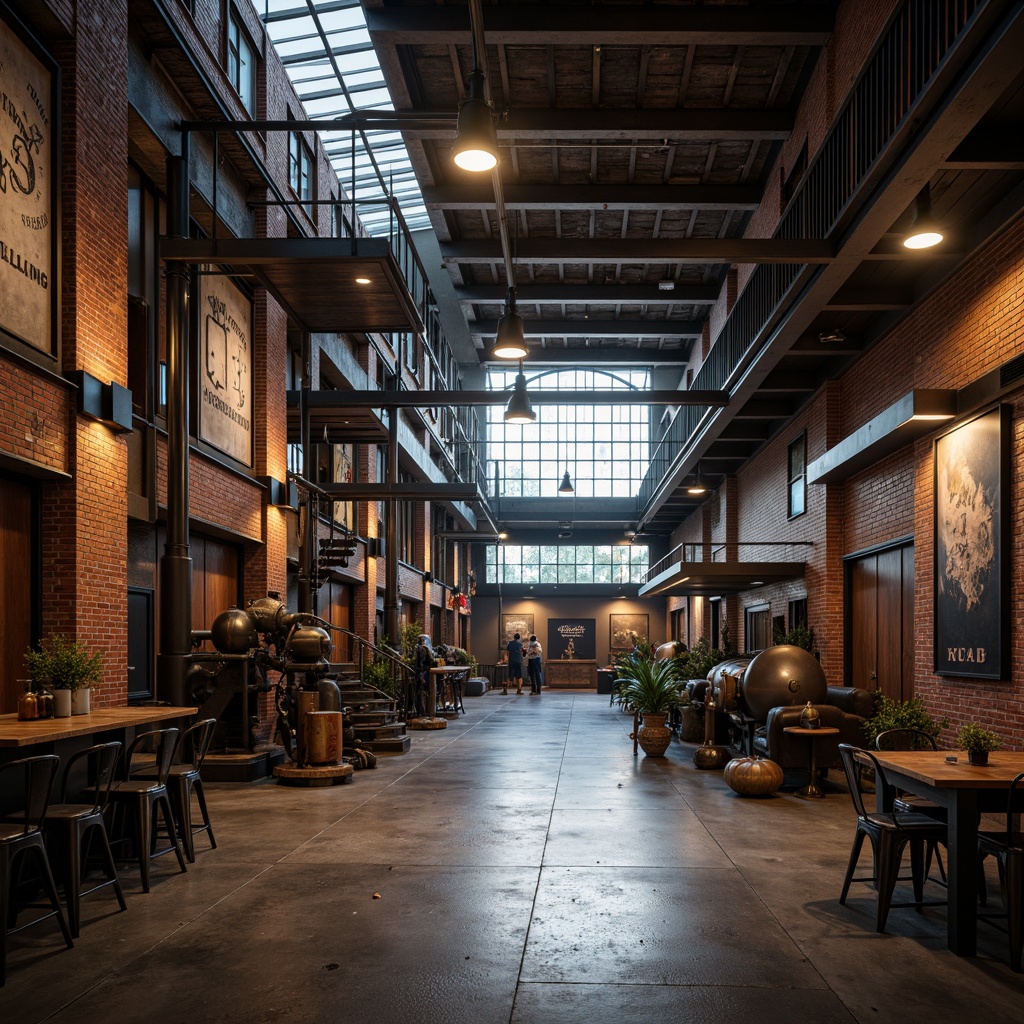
[504,632,543,695]
[410,631,544,716]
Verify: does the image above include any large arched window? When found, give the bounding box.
[486,368,651,498]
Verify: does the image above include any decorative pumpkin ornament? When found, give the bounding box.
[799,701,820,729]
[724,755,784,797]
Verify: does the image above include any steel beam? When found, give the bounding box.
[292,389,729,408]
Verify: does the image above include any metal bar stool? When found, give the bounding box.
[1,754,74,987]
[43,741,127,937]
[108,728,187,892]
[132,719,217,863]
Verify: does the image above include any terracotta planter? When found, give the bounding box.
[71,688,91,716]
[637,712,672,757]
[53,689,72,718]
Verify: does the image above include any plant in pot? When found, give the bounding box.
[862,693,950,749]
[25,633,103,717]
[615,653,682,757]
[957,722,1002,766]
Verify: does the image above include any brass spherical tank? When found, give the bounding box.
[211,607,258,654]
[740,645,826,722]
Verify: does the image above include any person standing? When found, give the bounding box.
[506,632,524,695]
[414,634,434,716]
[527,634,544,694]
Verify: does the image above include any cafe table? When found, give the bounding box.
[0,706,198,749]
[865,748,1024,956]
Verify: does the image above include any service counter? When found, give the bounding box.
[545,659,597,689]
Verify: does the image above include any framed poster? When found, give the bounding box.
[934,405,1010,679]
[548,618,596,660]
[199,271,253,466]
[610,613,649,651]
[333,442,355,528]
[501,613,533,645]
[0,3,59,357]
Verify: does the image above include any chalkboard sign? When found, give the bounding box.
[548,619,596,660]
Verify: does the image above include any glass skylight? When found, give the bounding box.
[251,0,429,234]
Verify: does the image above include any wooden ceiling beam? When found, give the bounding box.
[441,238,833,264]
[423,183,763,211]
[365,6,835,46]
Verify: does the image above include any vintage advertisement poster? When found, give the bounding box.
[0,11,56,354]
[547,618,596,660]
[934,405,1010,679]
[199,271,252,466]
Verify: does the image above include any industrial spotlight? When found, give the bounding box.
[504,362,536,424]
[492,287,528,359]
[903,185,943,249]
[452,68,498,172]
[686,461,708,496]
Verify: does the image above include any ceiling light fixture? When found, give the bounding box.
[504,361,536,424]
[492,287,528,359]
[658,279,675,292]
[686,460,707,496]
[452,67,498,172]
[355,276,371,285]
[558,470,575,495]
[903,184,944,250]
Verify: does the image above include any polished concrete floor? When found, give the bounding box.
[4,690,1024,1023]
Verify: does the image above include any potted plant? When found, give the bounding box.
[614,653,682,757]
[957,722,1002,766]
[25,633,103,717]
[862,694,949,749]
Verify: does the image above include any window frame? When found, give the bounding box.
[227,8,256,116]
[288,129,314,216]
[787,431,807,519]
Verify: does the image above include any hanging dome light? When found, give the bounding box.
[492,287,528,359]
[452,69,498,172]
[903,184,944,249]
[686,461,707,496]
[504,370,536,424]
[558,470,575,495]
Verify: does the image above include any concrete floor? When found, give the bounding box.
[4,690,1024,1023]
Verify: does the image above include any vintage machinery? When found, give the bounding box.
[187,597,336,765]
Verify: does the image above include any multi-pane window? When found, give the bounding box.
[486,368,651,498]
[289,129,313,215]
[746,605,771,653]
[227,10,255,115]
[788,432,806,518]
[486,544,648,585]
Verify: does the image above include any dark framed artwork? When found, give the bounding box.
[610,613,649,651]
[501,613,533,645]
[933,405,1010,679]
[0,2,60,359]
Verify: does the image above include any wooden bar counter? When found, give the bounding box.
[0,705,197,748]
[545,659,597,689]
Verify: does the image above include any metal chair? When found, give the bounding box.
[0,754,73,986]
[108,728,187,892]
[837,744,947,932]
[875,728,947,884]
[977,771,1024,971]
[132,718,217,862]
[43,742,127,937]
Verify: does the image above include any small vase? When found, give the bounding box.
[637,712,672,757]
[71,688,91,716]
[967,749,989,766]
[53,689,72,718]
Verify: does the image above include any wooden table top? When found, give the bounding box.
[783,726,840,736]
[867,749,1024,789]
[0,706,197,748]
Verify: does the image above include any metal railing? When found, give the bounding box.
[643,540,815,584]
[638,0,985,516]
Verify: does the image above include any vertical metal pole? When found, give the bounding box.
[298,329,313,613]
[157,139,193,706]
[384,388,399,645]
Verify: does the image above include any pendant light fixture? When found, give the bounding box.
[686,461,707,496]
[903,184,943,249]
[492,286,528,359]
[452,67,498,172]
[504,361,536,424]
[558,470,575,495]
